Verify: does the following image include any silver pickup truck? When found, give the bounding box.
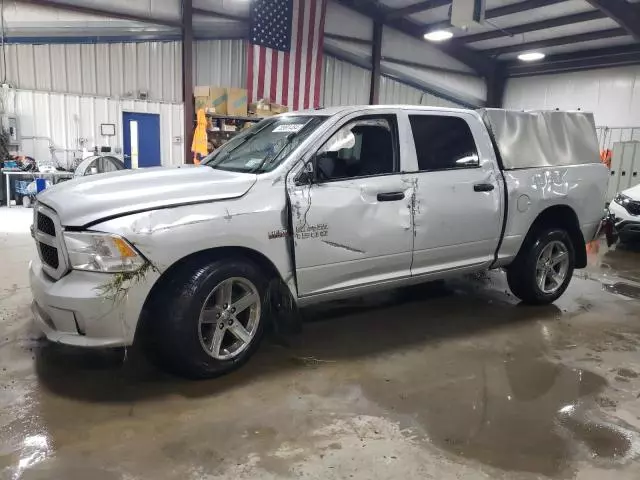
[29,105,608,378]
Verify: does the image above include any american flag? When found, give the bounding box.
[248,0,327,111]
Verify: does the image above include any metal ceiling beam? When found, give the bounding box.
[182,0,194,164]
[459,10,605,43]
[334,0,495,77]
[425,0,568,32]
[325,33,373,46]
[370,21,383,104]
[380,55,479,77]
[385,0,451,20]
[505,44,640,76]
[482,27,628,56]
[583,0,640,41]
[192,7,246,23]
[16,0,182,28]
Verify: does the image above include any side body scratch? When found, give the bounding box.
[322,240,365,254]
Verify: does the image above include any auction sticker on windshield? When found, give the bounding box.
[273,124,305,133]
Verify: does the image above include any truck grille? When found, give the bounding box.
[33,204,67,279]
[39,243,59,269]
[37,212,56,236]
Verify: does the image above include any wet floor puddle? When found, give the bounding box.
[359,347,637,476]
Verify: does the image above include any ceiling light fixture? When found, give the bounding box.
[517,52,545,62]
[423,30,453,42]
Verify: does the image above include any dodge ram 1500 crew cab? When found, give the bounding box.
[29,106,608,378]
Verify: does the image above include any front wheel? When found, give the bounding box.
[149,258,268,379]
[507,228,575,305]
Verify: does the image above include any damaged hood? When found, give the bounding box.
[38,165,257,226]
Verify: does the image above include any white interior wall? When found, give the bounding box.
[4,89,184,168]
[504,66,640,128]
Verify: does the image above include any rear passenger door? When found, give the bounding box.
[406,112,503,276]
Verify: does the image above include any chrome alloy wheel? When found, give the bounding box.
[198,277,261,360]
[535,241,570,294]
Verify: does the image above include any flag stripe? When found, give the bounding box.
[248,0,326,111]
[304,0,316,110]
[247,40,254,104]
[282,51,290,106]
[287,0,298,108]
[298,0,311,109]
[293,0,305,110]
[314,0,327,108]
[269,48,278,102]
[275,50,284,105]
[252,45,259,103]
[257,46,266,101]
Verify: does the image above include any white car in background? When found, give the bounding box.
[610,185,640,242]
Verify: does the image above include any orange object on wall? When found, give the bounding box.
[600,149,612,169]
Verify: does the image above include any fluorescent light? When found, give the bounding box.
[517,52,545,62]
[423,30,453,42]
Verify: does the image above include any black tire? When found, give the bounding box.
[148,257,268,379]
[507,228,575,305]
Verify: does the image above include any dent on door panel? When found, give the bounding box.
[288,176,414,296]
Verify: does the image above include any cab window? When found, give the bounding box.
[315,116,398,182]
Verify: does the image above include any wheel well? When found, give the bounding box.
[521,205,587,268]
[134,246,284,344]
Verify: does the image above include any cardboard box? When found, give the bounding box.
[194,86,209,97]
[194,86,209,111]
[270,103,288,114]
[209,87,227,115]
[227,88,248,117]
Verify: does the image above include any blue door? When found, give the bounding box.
[122,112,161,169]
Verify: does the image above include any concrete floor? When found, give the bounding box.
[2,206,640,480]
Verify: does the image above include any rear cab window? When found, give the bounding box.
[408,115,479,171]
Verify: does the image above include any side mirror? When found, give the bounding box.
[297,159,315,185]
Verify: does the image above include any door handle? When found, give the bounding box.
[377,192,405,202]
[474,183,495,192]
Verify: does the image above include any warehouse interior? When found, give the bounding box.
[2,0,640,479]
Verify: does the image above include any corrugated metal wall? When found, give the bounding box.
[379,76,463,108]
[322,56,371,107]
[504,65,640,128]
[322,56,464,108]
[5,89,183,167]
[193,40,246,88]
[1,42,183,103]
[0,40,248,103]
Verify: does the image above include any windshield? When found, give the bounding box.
[202,116,326,173]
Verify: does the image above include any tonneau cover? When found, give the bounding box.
[478,108,600,170]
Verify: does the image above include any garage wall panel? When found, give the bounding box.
[0,42,183,103]
[504,66,640,128]
[379,76,464,108]
[7,89,184,168]
[322,56,371,107]
[193,40,246,88]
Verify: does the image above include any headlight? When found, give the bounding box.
[63,232,146,273]
[614,193,631,207]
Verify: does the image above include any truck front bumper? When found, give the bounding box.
[29,259,144,347]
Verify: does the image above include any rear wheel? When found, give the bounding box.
[507,228,575,305]
[149,258,268,379]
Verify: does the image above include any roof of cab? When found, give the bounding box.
[281,105,474,117]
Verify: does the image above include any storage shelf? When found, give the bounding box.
[204,113,263,122]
